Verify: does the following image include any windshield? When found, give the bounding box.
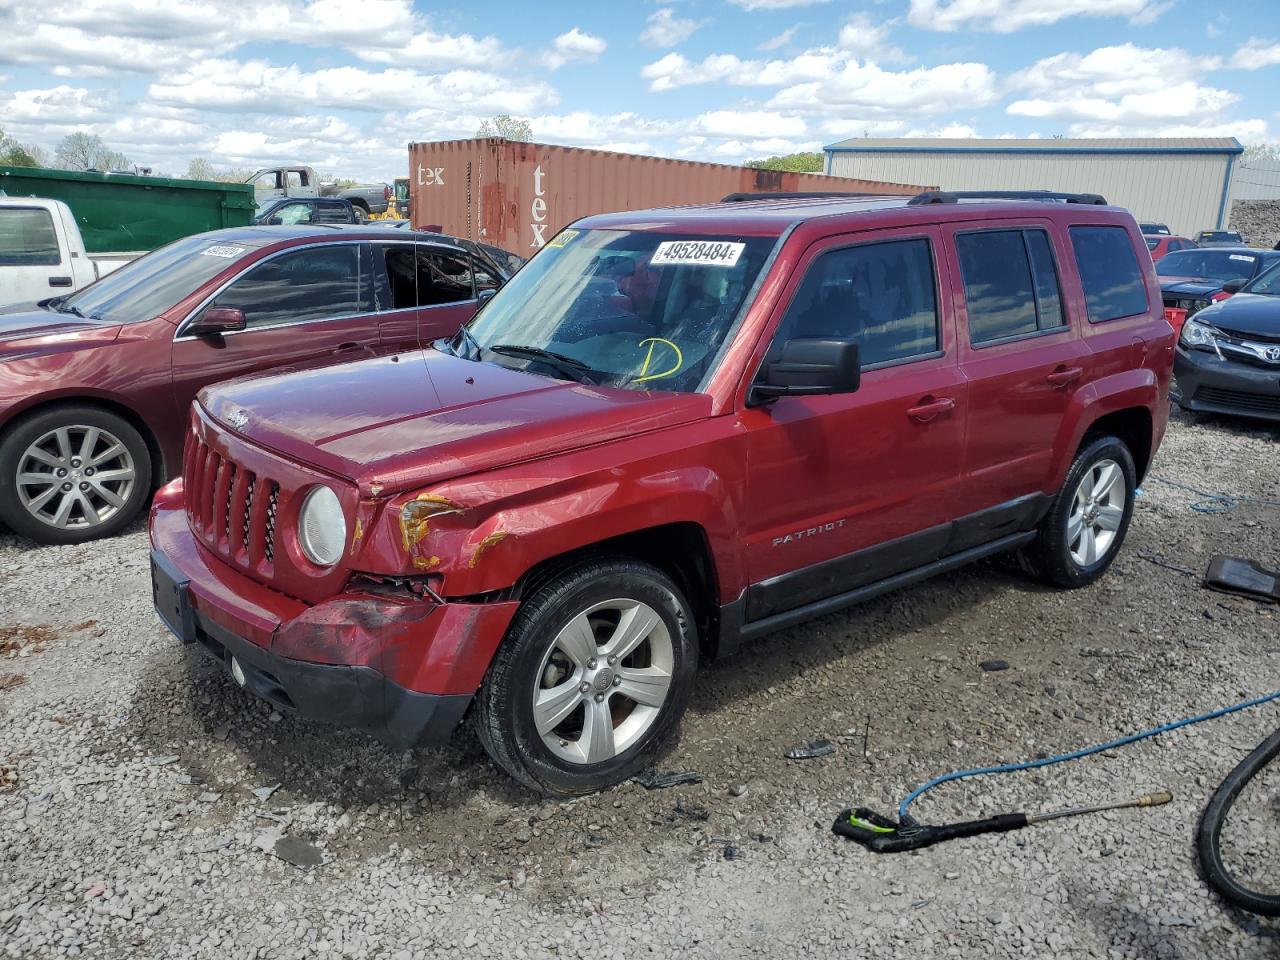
[460,228,776,393]
[1145,238,1160,250]
[1243,261,1280,296]
[59,235,260,323]
[1156,249,1259,282]
[394,179,409,201]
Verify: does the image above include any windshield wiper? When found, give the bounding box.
[487,343,595,384]
[58,303,87,318]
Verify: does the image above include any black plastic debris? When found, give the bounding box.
[723,844,738,860]
[980,659,1010,672]
[785,739,836,760]
[633,769,702,790]
[1204,556,1280,604]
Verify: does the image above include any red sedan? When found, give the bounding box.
[0,225,508,543]
[1145,235,1196,260]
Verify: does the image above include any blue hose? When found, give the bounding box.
[899,690,1280,820]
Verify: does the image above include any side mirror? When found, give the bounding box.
[1221,278,1247,295]
[186,306,247,337]
[749,338,861,406]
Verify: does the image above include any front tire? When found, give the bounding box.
[475,558,698,796]
[0,406,152,545]
[1021,435,1136,589]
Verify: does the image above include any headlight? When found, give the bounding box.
[1180,318,1217,349]
[298,486,346,566]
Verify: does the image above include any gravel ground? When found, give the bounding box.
[2,407,1279,959]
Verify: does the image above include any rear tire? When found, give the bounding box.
[1021,435,1136,589]
[0,406,152,545]
[475,558,698,796]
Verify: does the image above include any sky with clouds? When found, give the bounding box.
[1,0,1277,183]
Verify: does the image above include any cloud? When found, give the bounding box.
[1229,38,1280,70]
[641,8,703,48]
[727,0,828,9]
[759,26,800,51]
[1005,44,1257,137]
[908,0,1162,33]
[837,14,906,62]
[541,28,606,69]
[147,59,558,116]
[0,85,116,125]
[0,0,511,74]
[771,61,999,116]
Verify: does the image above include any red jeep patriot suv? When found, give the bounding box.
[150,190,1174,795]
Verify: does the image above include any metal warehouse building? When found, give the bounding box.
[823,137,1242,238]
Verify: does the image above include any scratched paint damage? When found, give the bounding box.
[468,531,510,569]
[398,494,465,553]
[413,555,441,570]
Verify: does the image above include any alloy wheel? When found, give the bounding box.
[1067,458,1126,568]
[15,425,137,530]
[532,598,674,765]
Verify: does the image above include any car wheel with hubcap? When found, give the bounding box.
[1021,434,1136,589]
[475,558,698,796]
[0,406,152,545]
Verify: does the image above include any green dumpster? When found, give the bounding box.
[0,166,256,254]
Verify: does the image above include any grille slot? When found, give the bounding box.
[264,484,280,564]
[1196,387,1280,416]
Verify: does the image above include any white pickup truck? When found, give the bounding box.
[0,198,137,308]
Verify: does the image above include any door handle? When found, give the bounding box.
[48,276,73,287]
[1046,365,1084,387]
[335,342,361,352]
[907,396,956,422]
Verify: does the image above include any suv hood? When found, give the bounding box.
[199,348,714,493]
[1197,294,1280,340]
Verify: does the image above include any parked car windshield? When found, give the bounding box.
[1243,262,1280,296]
[56,235,261,324]
[459,228,776,393]
[1155,249,1260,282]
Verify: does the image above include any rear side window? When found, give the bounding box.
[771,238,939,366]
[0,207,60,266]
[1070,226,1148,322]
[212,244,369,328]
[381,245,476,309]
[957,229,1064,344]
[315,203,351,224]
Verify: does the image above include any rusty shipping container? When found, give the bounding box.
[407,138,931,254]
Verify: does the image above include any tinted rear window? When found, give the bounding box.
[958,229,1064,344]
[0,207,60,266]
[1069,226,1148,322]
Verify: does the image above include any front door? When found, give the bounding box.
[739,226,966,623]
[171,242,381,417]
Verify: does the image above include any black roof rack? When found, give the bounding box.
[719,191,884,203]
[907,190,1108,206]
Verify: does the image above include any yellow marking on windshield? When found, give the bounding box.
[546,230,579,249]
[634,337,684,383]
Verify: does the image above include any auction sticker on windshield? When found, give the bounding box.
[201,245,247,258]
[651,240,745,268]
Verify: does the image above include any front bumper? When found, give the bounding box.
[1173,345,1280,422]
[149,482,519,749]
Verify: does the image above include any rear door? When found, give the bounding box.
[945,220,1092,529]
[373,241,479,348]
[739,226,966,622]
[0,205,73,305]
[171,241,380,411]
